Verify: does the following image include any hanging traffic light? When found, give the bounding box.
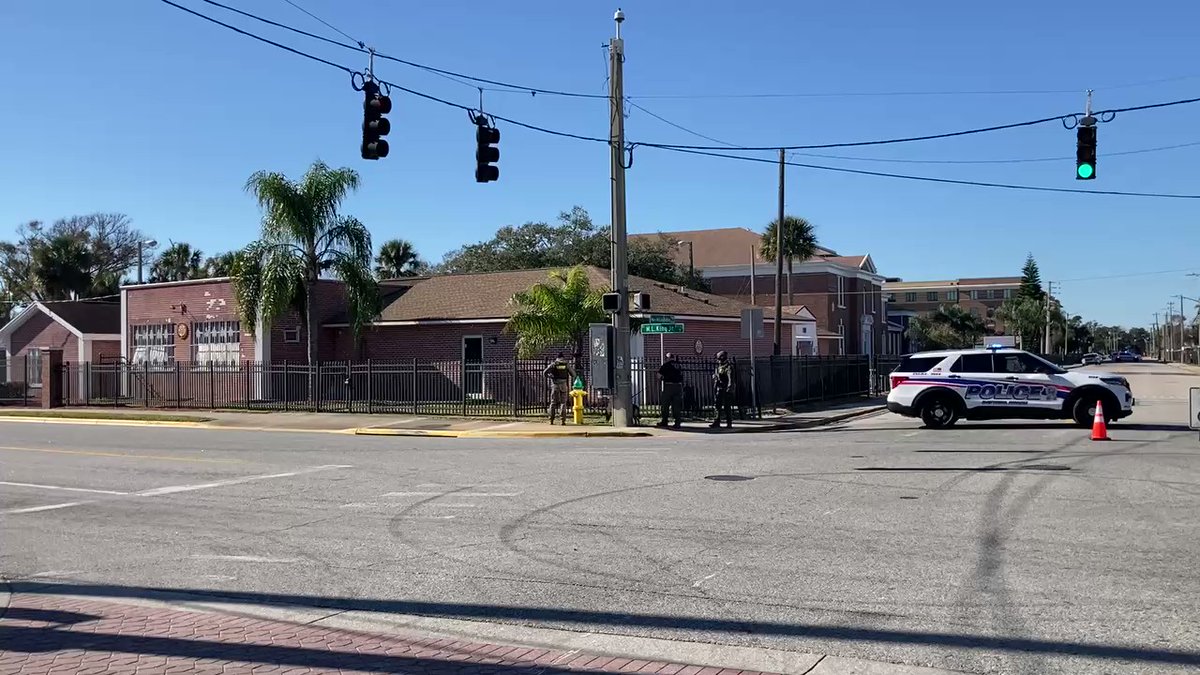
[475,119,500,183]
[1076,124,1097,180]
[361,80,391,160]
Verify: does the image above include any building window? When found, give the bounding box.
[971,289,981,300]
[947,289,958,301]
[132,324,175,367]
[283,327,301,344]
[904,292,916,303]
[869,291,876,314]
[27,348,42,387]
[837,321,846,355]
[1004,288,1013,299]
[192,320,241,368]
[836,276,846,308]
[926,291,938,302]
[885,292,895,302]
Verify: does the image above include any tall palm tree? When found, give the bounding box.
[375,238,424,279]
[33,234,93,300]
[505,266,607,365]
[149,242,204,283]
[759,216,818,305]
[236,160,379,366]
[204,251,241,278]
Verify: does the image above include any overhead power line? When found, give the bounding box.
[156,0,1200,200]
[277,0,362,47]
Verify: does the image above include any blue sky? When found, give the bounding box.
[2,0,1198,326]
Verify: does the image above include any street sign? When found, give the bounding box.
[649,314,675,324]
[641,323,684,334]
[741,307,764,339]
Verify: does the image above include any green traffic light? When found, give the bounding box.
[1077,163,1094,179]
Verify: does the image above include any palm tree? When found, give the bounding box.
[375,238,424,279]
[759,216,818,305]
[236,160,379,366]
[505,266,607,365]
[33,234,94,300]
[906,305,986,350]
[204,251,241,278]
[149,242,204,283]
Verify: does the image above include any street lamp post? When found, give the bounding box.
[137,239,158,284]
[677,240,694,280]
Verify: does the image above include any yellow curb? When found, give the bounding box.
[353,428,464,437]
[0,416,212,429]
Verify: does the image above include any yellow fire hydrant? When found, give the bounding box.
[570,376,586,425]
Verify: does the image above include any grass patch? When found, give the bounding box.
[0,410,212,423]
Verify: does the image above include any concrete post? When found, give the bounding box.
[40,348,64,409]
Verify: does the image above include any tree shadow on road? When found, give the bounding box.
[4,580,1199,668]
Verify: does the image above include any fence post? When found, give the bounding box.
[175,361,182,409]
[410,358,418,414]
[461,355,468,417]
[83,362,91,406]
[143,360,150,408]
[366,360,373,415]
[315,362,322,413]
[511,356,519,417]
[209,361,215,409]
[282,361,290,412]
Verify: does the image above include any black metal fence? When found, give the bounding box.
[0,353,36,406]
[42,355,880,420]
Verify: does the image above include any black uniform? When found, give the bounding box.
[657,359,684,427]
[711,359,734,428]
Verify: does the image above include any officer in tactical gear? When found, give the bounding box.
[543,352,576,425]
[710,350,734,429]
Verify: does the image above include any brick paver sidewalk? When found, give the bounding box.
[0,592,777,675]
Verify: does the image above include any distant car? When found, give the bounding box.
[886,346,1134,428]
[1114,351,1142,363]
[1081,353,1103,365]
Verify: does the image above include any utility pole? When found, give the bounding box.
[749,246,757,306]
[773,148,785,356]
[1167,301,1175,362]
[1181,293,1188,363]
[607,8,632,427]
[1043,281,1057,354]
[1152,313,1159,360]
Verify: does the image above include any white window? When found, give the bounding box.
[27,348,42,387]
[836,276,846,308]
[192,320,241,368]
[947,289,959,301]
[283,327,301,344]
[869,289,876,314]
[132,324,175,367]
[837,321,846,355]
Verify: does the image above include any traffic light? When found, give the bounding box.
[475,121,500,183]
[1076,124,1096,180]
[361,80,391,160]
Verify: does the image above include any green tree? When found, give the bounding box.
[996,296,1064,350]
[505,266,607,366]
[437,206,704,290]
[906,305,987,350]
[375,238,424,279]
[32,234,94,300]
[204,251,241,277]
[0,214,147,302]
[235,160,379,366]
[150,242,205,283]
[1019,253,1044,301]
[759,215,818,305]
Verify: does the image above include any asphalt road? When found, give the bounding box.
[2,361,1198,674]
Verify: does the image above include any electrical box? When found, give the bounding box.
[633,291,650,311]
[602,293,621,313]
[589,323,614,389]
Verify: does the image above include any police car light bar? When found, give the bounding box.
[986,344,1006,350]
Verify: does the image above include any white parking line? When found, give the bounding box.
[4,501,87,514]
[0,481,128,495]
[136,465,352,497]
[382,491,521,497]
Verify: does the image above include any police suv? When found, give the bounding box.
[886,346,1134,428]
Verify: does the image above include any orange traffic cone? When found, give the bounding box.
[1090,400,1110,441]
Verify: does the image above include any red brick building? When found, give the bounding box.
[0,300,121,393]
[633,228,887,356]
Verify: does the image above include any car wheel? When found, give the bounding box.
[1072,395,1112,428]
[920,393,959,429]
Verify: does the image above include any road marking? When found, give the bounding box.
[191,555,302,564]
[26,570,84,578]
[902,431,921,437]
[692,572,719,588]
[0,445,243,464]
[4,501,87,514]
[573,450,660,455]
[136,465,351,497]
[0,480,128,495]
[382,491,521,497]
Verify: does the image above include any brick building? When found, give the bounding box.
[632,228,886,356]
[0,300,121,393]
[882,276,1022,352]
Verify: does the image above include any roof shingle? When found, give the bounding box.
[42,300,120,334]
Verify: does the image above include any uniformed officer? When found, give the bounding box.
[543,352,576,425]
[711,351,734,429]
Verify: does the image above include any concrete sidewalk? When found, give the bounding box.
[0,399,886,438]
[0,584,966,674]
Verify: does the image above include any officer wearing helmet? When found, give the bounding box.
[543,352,576,425]
[710,351,734,428]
